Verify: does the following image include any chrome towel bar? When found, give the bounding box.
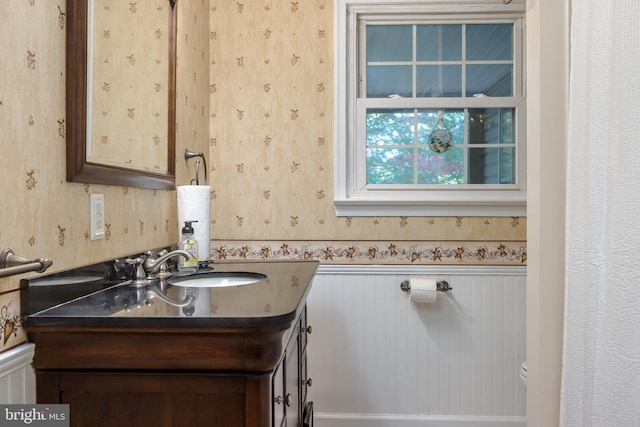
[400,280,452,293]
[0,248,52,279]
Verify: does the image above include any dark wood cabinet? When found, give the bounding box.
[37,372,250,427]
[300,307,314,427]
[25,259,318,427]
[273,306,313,427]
[29,306,312,427]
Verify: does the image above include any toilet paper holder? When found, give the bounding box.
[400,280,452,293]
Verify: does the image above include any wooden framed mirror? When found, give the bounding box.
[66,0,176,190]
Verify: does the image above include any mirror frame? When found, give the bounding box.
[66,0,177,190]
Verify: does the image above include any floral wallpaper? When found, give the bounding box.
[0,0,209,352]
[0,0,526,354]
[208,1,527,265]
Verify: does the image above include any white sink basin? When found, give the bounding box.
[168,272,267,288]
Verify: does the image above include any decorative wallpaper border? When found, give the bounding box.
[0,289,27,352]
[210,240,527,265]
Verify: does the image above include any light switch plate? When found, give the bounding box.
[90,194,105,240]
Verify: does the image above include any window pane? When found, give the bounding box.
[366,109,415,146]
[469,108,515,145]
[466,24,512,61]
[367,65,412,97]
[468,147,514,184]
[466,64,512,97]
[367,148,415,184]
[417,109,464,146]
[416,65,462,97]
[418,148,464,184]
[501,109,514,145]
[366,25,412,61]
[500,147,514,183]
[416,25,462,61]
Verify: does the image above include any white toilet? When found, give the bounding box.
[520,361,528,390]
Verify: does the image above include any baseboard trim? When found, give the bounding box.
[314,413,527,427]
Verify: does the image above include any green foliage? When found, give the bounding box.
[365,109,465,184]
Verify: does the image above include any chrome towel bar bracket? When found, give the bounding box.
[400,280,452,293]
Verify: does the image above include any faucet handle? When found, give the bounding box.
[125,257,146,282]
[142,251,160,274]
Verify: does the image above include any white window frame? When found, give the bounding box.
[334,0,527,216]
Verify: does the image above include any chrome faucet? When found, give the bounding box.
[142,249,192,276]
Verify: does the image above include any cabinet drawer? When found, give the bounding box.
[272,304,313,427]
[284,332,300,427]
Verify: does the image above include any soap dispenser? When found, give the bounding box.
[178,220,199,272]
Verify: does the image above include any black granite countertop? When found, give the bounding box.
[23,259,318,329]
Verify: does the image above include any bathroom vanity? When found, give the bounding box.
[23,258,318,427]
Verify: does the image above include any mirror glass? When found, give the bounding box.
[66,0,176,190]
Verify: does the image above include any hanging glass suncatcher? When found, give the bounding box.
[428,111,452,153]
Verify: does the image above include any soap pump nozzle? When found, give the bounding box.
[182,220,198,235]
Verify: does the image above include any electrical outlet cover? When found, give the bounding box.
[90,194,105,240]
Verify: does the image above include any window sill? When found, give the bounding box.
[334,190,526,217]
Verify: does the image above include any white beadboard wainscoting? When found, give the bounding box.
[307,265,526,427]
[0,343,36,404]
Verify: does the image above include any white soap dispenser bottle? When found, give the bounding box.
[178,220,198,272]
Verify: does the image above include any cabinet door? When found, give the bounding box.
[303,402,314,427]
[301,355,308,405]
[284,327,300,426]
[273,362,285,427]
[300,306,309,353]
[52,372,245,427]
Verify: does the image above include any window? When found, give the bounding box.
[334,1,526,216]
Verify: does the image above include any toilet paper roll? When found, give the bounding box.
[177,185,211,261]
[408,278,437,304]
